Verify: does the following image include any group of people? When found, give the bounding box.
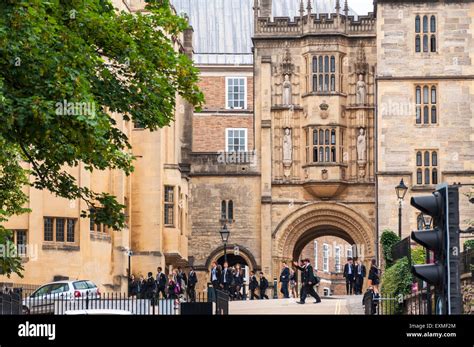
[128,266,198,303]
[209,261,247,300]
[343,258,380,295]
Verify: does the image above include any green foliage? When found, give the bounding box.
[0,0,203,276]
[380,229,400,269]
[411,246,426,265]
[464,240,474,251]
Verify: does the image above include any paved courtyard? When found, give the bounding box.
[229,295,365,315]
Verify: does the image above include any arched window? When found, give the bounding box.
[318,56,323,73]
[415,15,421,33]
[319,74,324,91]
[221,200,227,220]
[432,151,438,166]
[324,74,329,92]
[430,15,436,32]
[319,147,324,162]
[313,147,318,162]
[416,86,422,124]
[330,56,336,72]
[417,169,423,185]
[431,86,436,103]
[227,200,233,220]
[424,168,430,185]
[325,130,330,145]
[423,86,429,103]
[416,86,422,104]
[319,130,324,145]
[416,151,422,166]
[415,35,421,53]
[431,106,437,124]
[423,15,428,33]
[312,75,317,92]
[330,75,336,91]
[325,147,330,162]
[424,151,430,166]
[312,57,318,73]
[432,168,438,185]
[331,147,336,162]
[331,129,336,145]
[424,106,429,124]
[313,130,318,145]
[423,35,429,52]
[430,35,436,52]
[324,56,329,73]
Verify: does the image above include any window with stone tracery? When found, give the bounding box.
[415,15,436,53]
[416,150,438,185]
[415,84,437,124]
[306,127,341,164]
[312,55,336,93]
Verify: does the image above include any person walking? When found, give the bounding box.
[220,262,232,293]
[249,271,259,300]
[343,257,356,295]
[233,264,244,300]
[187,267,198,302]
[210,261,221,293]
[368,259,380,294]
[354,259,366,295]
[293,258,321,304]
[156,267,167,299]
[259,272,269,299]
[289,269,298,299]
[177,267,187,296]
[144,272,156,300]
[128,275,138,297]
[279,262,290,299]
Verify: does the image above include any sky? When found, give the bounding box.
[348,0,374,15]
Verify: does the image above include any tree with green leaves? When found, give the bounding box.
[380,229,400,269]
[0,0,203,277]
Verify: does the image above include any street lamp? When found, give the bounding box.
[126,249,133,297]
[220,223,230,264]
[395,178,408,239]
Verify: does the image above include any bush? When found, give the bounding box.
[380,229,400,269]
[464,240,474,251]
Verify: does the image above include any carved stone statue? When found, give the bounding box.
[356,74,366,105]
[357,128,367,162]
[282,74,292,106]
[283,128,293,164]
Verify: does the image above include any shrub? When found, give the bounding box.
[380,229,400,269]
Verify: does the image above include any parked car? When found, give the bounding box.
[22,280,100,314]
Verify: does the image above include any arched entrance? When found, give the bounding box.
[205,244,258,272]
[216,254,248,268]
[272,202,375,278]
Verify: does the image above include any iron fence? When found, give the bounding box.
[460,249,473,275]
[363,289,432,315]
[0,290,230,315]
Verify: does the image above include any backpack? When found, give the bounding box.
[313,272,321,286]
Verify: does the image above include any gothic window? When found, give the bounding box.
[308,127,339,164]
[312,55,337,93]
[416,15,436,53]
[221,200,227,220]
[164,186,175,226]
[416,150,438,185]
[228,200,234,221]
[415,85,437,124]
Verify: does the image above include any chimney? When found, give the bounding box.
[260,0,272,18]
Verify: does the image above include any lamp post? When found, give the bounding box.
[395,178,408,239]
[126,249,133,297]
[220,223,230,264]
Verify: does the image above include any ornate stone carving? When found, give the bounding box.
[321,169,328,180]
[281,48,294,76]
[357,128,367,178]
[355,43,369,76]
[282,128,293,166]
[319,101,329,119]
[282,74,292,106]
[356,74,367,106]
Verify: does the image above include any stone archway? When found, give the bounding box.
[205,244,258,272]
[272,202,375,277]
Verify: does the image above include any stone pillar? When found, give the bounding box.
[259,56,273,276]
[260,0,272,18]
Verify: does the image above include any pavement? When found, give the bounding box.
[229,295,365,315]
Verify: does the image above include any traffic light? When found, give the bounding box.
[410,184,461,315]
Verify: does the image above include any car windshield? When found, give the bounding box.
[73,281,96,290]
[49,283,69,294]
[31,285,52,297]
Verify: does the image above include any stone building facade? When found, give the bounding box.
[1,0,473,296]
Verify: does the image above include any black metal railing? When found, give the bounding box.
[0,291,218,315]
[215,289,229,315]
[460,249,473,275]
[363,289,432,315]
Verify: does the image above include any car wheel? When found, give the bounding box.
[22,306,30,315]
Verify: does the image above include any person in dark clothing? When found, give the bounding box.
[177,267,187,295]
[210,262,221,292]
[156,267,167,299]
[232,265,244,300]
[354,259,366,295]
[259,272,269,299]
[249,271,259,300]
[368,259,380,294]
[220,262,233,293]
[187,267,198,302]
[279,262,290,299]
[128,275,138,297]
[293,258,321,304]
[343,257,356,295]
[144,272,156,300]
[289,269,298,299]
